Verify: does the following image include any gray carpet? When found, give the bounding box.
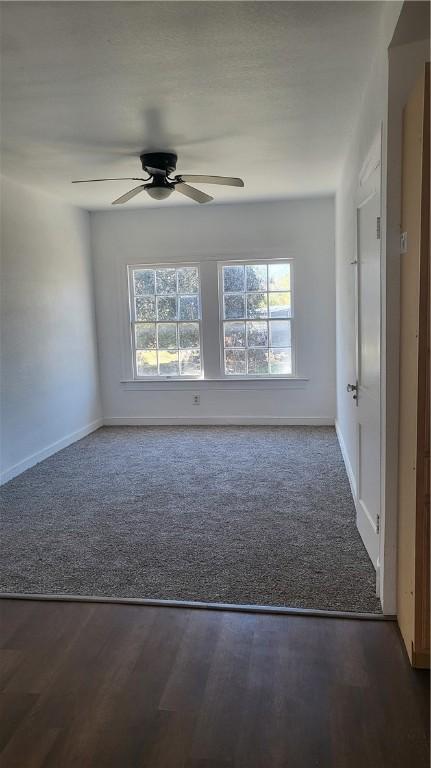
[0,426,382,613]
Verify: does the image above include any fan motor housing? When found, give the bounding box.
[141,152,177,177]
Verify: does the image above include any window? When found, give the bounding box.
[128,259,295,381]
[129,264,202,378]
[219,261,293,376]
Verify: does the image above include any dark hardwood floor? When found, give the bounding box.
[0,599,429,768]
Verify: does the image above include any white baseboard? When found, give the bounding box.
[0,418,103,485]
[103,416,335,426]
[335,419,357,499]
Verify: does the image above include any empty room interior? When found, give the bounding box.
[0,1,429,765]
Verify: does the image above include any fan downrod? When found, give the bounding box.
[140,152,177,177]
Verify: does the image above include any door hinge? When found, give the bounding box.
[376,216,381,240]
[376,514,380,534]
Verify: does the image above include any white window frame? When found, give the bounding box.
[128,262,204,381]
[217,258,296,379]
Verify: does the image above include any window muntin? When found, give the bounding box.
[220,261,293,377]
[130,265,202,378]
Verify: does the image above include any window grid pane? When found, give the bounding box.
[221,262,293,376]
[131,266,202,378]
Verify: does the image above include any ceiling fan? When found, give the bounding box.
[72,152,244,205]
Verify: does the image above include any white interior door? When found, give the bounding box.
[350,141,382,573]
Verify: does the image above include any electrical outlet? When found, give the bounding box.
[193,394,200,406]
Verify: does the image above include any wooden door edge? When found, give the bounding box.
[414,62,430,663]
[412,644,430,669]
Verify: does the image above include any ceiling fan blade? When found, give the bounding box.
[72,177,147,183]
[174,183,213,204]
[175,175,244,187]
[112,185,148,205]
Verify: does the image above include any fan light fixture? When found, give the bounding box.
[146,186,173,200]
[72,151,244,205]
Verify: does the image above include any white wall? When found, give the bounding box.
[335,4,400,613]
[91,196,335,424]
[335,3,402,483]
[334,0,430,614]
[0,177,102,483]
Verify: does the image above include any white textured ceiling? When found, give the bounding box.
[1,1,384,209]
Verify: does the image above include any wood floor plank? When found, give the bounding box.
[0,692,38,753]
[0,601,38,650]
[278,617,334,767]
[140,709,198,768]
[233,613,292,768]
[0,719,60,768]
[159,609,222,713]
[357,621,430,766]
[41,605,185,768]
[3,602,95,697]
[0,599,428,768]
[189,612,256,764]
[0,651,23,691]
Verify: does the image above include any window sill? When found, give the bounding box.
[120,377,309,391]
